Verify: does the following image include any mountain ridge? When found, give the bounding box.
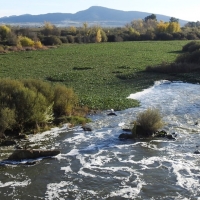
[0,6,188,26]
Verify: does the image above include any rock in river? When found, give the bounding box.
[7,149,60,161]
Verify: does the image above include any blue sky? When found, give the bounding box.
[0,0,199,22]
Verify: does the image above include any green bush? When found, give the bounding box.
[133,108,164,136]
[146,41,200,74]
[6,31,18,46]
[42,36,62,45]
[59,36,68,43]
[22,79,54,103]
[146,62,200,73]
[172,32,186,40]
[176,50,200,64]
[0,107,16,137]
[53,84,78,117]
[156,32,173,40]
[67,35,74,43]
[0,79,79,134]
[188,43,200,52]
[186,33,199,40]
[0,45,4,52]
[74,35,83,43]
[182,41,199,52]
[55,116,91,126]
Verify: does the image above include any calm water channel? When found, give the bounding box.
[0,80,200,200]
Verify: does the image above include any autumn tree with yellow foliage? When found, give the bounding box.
[0,25,11,40]
[157,21,181,33]
[42,21,53,36]
[167,22,181,33]
[96,29,102,43]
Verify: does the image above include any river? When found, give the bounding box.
[0,80,200,200]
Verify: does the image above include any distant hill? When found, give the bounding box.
[0,6,188,27]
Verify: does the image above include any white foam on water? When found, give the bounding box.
[45,181,97,200]
[171,160,200,195]
[0,180,30,188]
[60,166,72,173]
[45,181,70,200]
[65,149,79,156]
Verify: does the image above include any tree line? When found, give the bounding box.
[0,14,200,50]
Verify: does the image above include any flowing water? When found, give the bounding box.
[1,80,200,200]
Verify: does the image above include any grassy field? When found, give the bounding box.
[0,40,193,110]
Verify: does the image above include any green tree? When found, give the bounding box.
[169,17,179,23]
[144,14,157,22]
[7,31,18,46]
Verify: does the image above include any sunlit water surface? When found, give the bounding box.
[1,80,200,200]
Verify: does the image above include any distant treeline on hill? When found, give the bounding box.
[0,14,200,50]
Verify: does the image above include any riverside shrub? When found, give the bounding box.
[176,50,200,64]
[182,41,200,52]
[146,41,200,73]
[0,107,16,137]
[53,84,78,117]
[0,79,78,135]
[134,108,164,135]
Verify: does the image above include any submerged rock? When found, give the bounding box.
[119,128,177,140]
[82,125,92,131]
[7,149,61,161]
[107,109,117,116]
[154,131,177,140]
[165,134,176,140]
[154,130,167,137]
[107,112,117,116]
[194,150,200,154]
[15,134,27,140]
[0,140,17,146]
[118,133,133,139]
[122,128,132,132]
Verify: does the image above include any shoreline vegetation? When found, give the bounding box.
[0,33,200,143]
